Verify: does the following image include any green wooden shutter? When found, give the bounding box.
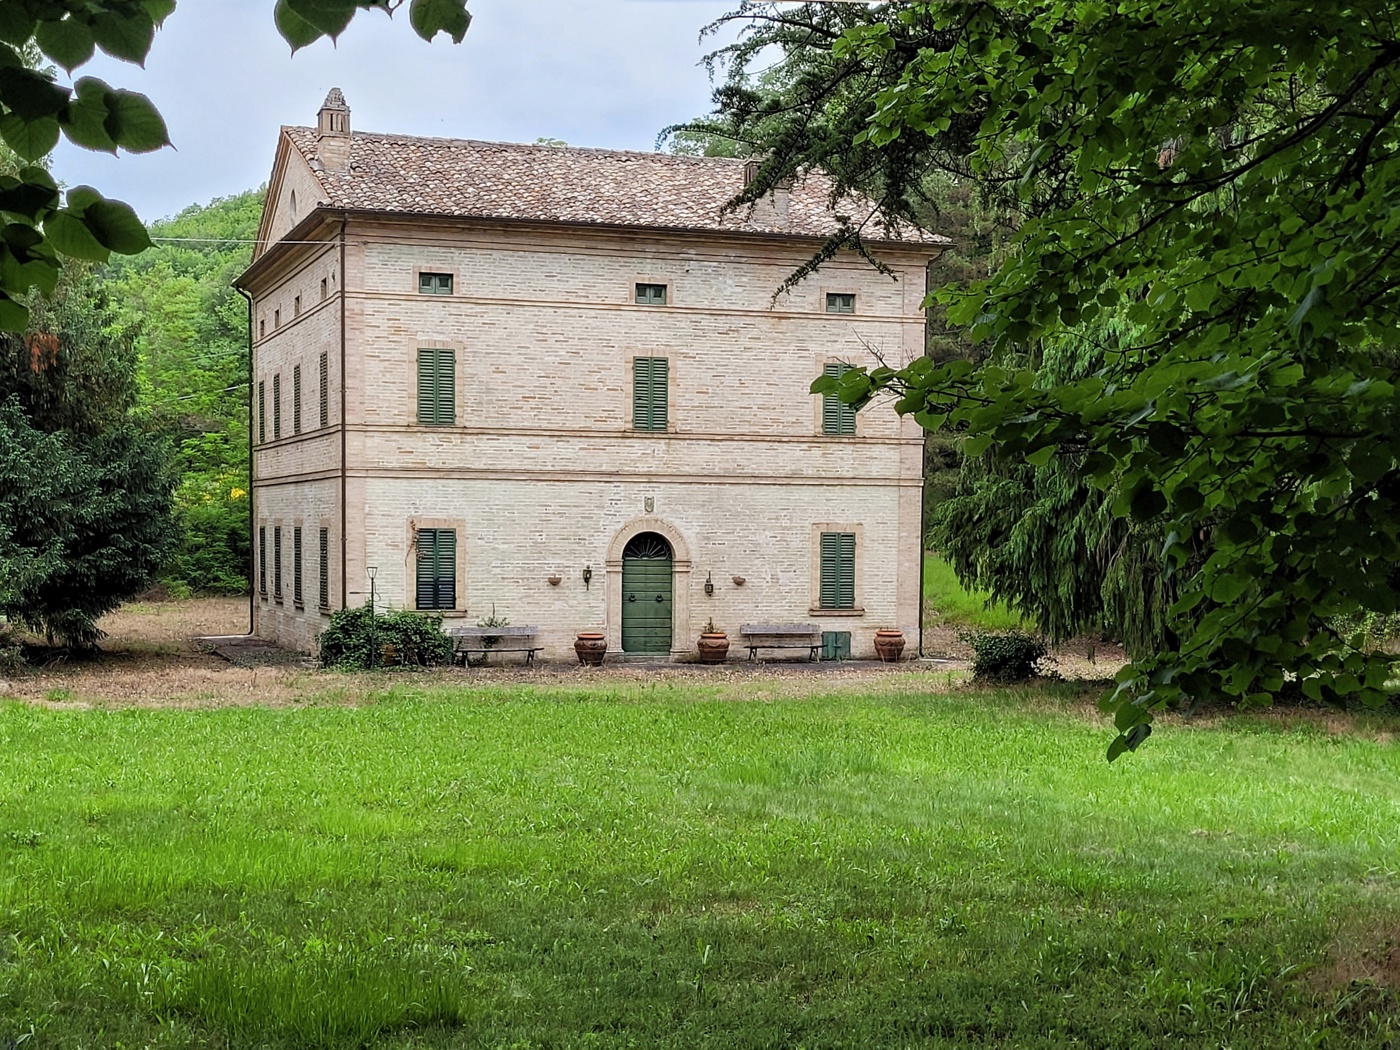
[837,533,856,608]
[434,529,456,609]
[319,352,329,427]
[415,528,457,610]
[273,526,283,598]
[293,365,302,434]
[417,349,456,425]
[819,532,856,608]
[822,363,856,436]
[632,357,650,429]
[416,528,437,608]
[436,349,455,425]
[259,526,266,594]
[273,375,281,440]
[417,350,435,424]
[318,528,329,608]
[633,357,668,431]
[650,358,668,430]
[258,382,265,443]
[293,527,303,604]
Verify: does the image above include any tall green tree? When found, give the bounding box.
[0,269,177,647]
[701,1,1400,754]
[102,190,262,594]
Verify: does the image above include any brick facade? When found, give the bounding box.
[240,97,939,659]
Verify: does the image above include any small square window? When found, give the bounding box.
[826,293,855,314]
[635,283,667,306]
[420,272,453,295]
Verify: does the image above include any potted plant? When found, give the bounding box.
[477,606,509,649]
[574,630,607,666]
[874,628,906,663]
[697,618,729,664]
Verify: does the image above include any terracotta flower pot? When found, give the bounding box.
[574,631,607,666]
[874,629,906,663]
[697,632,730,664]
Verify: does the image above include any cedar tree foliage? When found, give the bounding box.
[692,1,1400,756]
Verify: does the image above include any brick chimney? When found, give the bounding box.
[744,159,793,229]
[317,88,351,172]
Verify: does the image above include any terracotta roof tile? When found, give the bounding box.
[283,126,941,246]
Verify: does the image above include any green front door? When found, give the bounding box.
[621,532,673,654]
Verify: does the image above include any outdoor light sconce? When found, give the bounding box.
[548,574,562,586]
[732,575,746,586]
[704,571,714,596]
[582,565,593,589]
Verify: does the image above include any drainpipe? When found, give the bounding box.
[339,215,349,609]
[236,285,255,637]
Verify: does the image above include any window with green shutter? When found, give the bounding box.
[319,352,329,428]
[415,528,457,610]
[417,348,456,425]
[826,292,856,314]
[632,356,669,432]
[293,527,303,605]
[258,381,265,444]
[822,363,857,436]
[635,283,667,305]
[273,526,283,600]
[258,526,267,596]
[419,272,453,295]
[293,365,302,435]
[318,528,330,609]
[819,532,856,609]
[272,374,282,440]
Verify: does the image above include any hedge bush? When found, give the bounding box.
[960,629,1048,682]
[318,605,454,670]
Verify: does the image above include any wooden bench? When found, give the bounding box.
[447,625,542,667]
[740,623,822,662]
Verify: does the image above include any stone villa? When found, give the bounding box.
[237,89,942,660]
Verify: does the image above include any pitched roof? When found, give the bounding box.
[281,126,941,246]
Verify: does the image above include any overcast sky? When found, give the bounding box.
[50,0,739,222]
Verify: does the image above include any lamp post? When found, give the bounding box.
[367,565,378,669]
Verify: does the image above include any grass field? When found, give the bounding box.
[923,553,1025,631]
[3,677,1399,1048]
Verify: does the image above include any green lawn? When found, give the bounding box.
[3,679,1399,1047]
[923,553,1025,631]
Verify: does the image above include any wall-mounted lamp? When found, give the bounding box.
[732,575,746,586]
[548,575,562,586]
[583,565,593,589]
[704,570,714,596]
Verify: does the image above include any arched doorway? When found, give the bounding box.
[621,532,673,654]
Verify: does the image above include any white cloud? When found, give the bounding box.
[51,0,738,221]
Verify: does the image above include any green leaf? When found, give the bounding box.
[0,292,28,331]
[143,0,178,26]
[1129,482,1166,522]
[90,8,157,64]
[0,67,70,120]
[274,0,324,51]
[34,18,95,72]
[101,89,170,153]
[409,0,472,43]
[64,186,103,215]
[44,210,110,262]
[60,78,117,152]
[285,0,357,39]
[0,10,36,47]
[82,198,152,255]
[0,113,60,162]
